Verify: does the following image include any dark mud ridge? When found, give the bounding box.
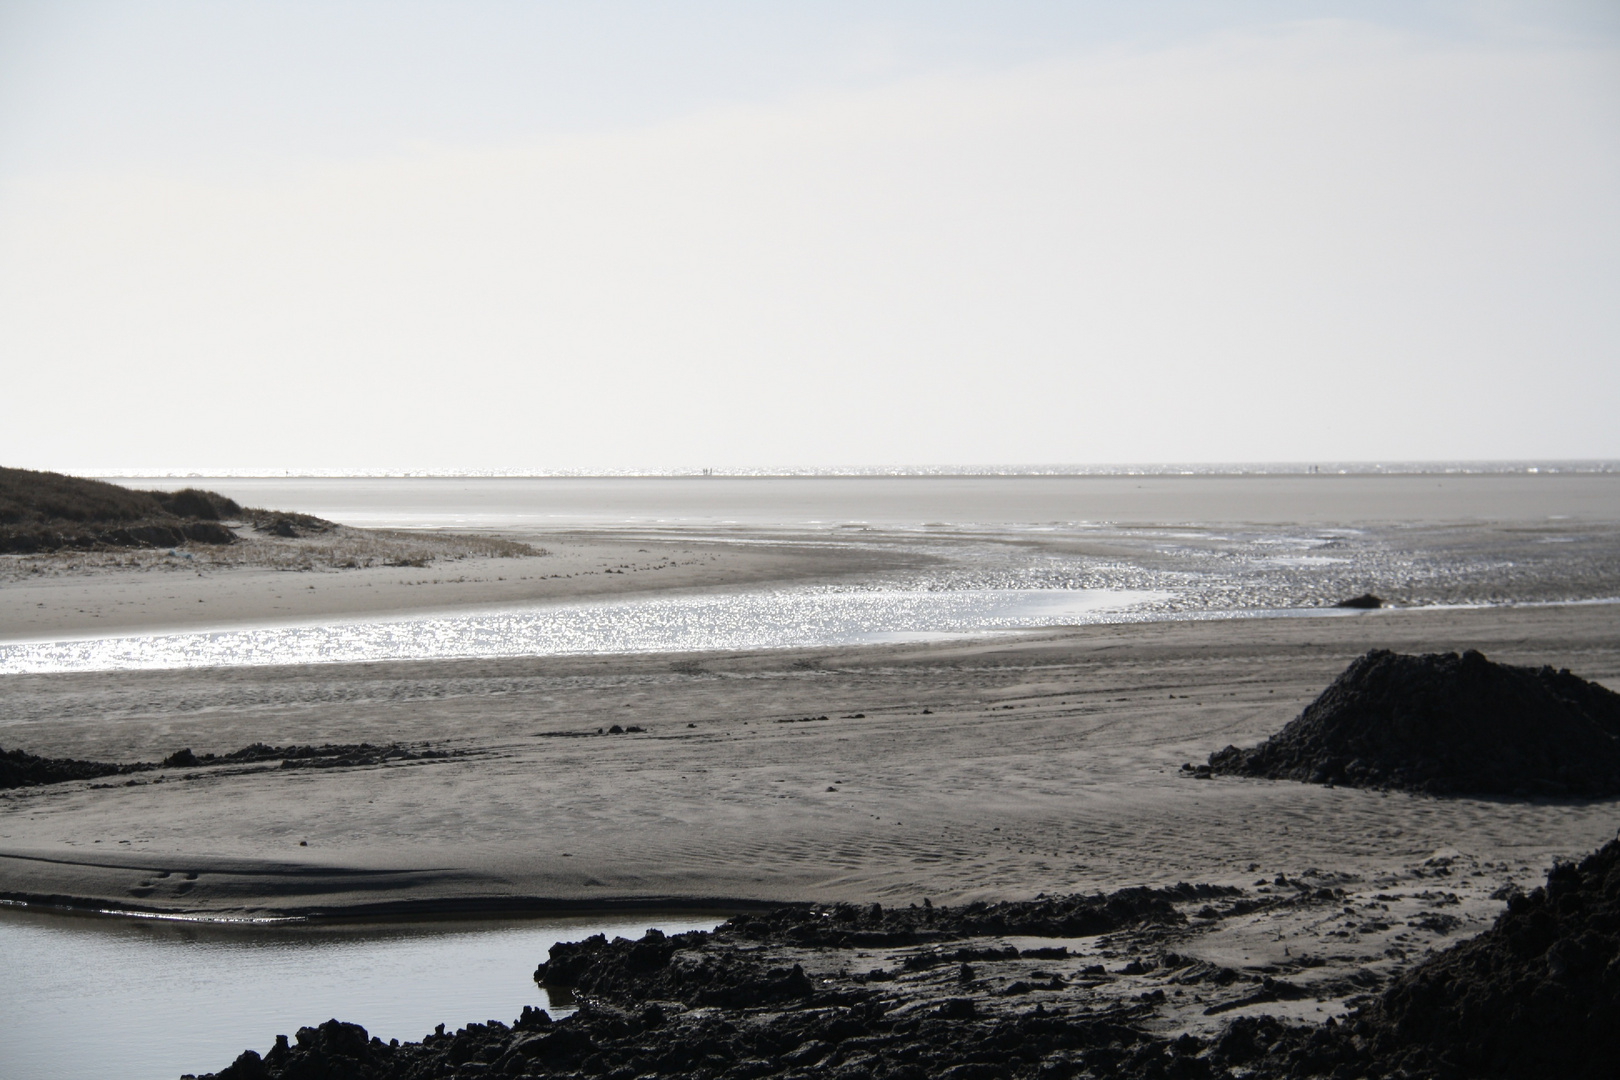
[1201,649,1620,797]
[0,742,456,789]
[190,847,1620,1079]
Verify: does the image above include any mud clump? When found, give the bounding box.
[193,1007,1174,1080]
[538,929,817,1009]
[1206,649,1620,796]
[530,885,1236,1009]
[1230,838,1620,1078]
[1361,837,1620,1079]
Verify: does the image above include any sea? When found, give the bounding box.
[3,469,1616,673]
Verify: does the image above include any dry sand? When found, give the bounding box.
[2,602,1615,925]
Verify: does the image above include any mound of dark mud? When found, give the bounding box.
[1360,838,1620,1079]
[1227,838,1620,1079]
[1205,649,1620,796]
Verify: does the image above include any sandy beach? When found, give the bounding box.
[4,476,1619,1077]
[4,601,1615,919]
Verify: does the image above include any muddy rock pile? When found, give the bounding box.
[1360,837,1620,1079]
[538,930,818,1010]
[196,1005,1191,1080]
[1206,649,1620,796]
[1215,839,1620,1079]
[530,884,1239,1011]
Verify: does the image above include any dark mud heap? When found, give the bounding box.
[192,846,1620,1080]
[1357,837,1620,1079]
[1205,649,1620,796]
[1164,838,1620,1079]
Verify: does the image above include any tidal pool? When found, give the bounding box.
[0,906,723,1080]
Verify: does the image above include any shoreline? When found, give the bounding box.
[3,592,1617,676]
[0,599,1613,676]
[0,531,928,643]
[0,890,762,926]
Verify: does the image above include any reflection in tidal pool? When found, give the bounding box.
[0,907,723,1080]
[0,586,1167,674]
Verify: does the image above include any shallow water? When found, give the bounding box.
[109,473,1620,529]
[0,906,721,1080]
[0,586,1168,673]
[10,474,1620,673]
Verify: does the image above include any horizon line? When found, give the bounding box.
[68,459,1620,480]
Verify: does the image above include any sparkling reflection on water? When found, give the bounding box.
[0,907,722,1080]
[0,586,1168,674]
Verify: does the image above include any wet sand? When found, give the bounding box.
[0,533,917,642]
[2,602,1615,919]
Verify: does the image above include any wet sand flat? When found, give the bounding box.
[0,534,917,642]
[2,602,1615,918]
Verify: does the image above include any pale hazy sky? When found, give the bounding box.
[1,1,1617,472]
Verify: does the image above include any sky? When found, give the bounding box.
[1,1,1617,473]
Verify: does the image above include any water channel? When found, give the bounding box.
[0,906,723,1080]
